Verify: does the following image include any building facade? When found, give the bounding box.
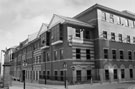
[8,4,135,84]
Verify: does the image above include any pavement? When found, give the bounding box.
[9,80,135,89]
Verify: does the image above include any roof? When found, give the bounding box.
[28,32,38,42]
[74,3,135,20]
[56,14,93,27]
[37,23,48,37]
[48,14,93,29]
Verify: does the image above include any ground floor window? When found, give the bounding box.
[54,71,58,80]
[47,71,50,79]
[43,71,46,79]
[87,70,91,80]
[105,70,109,80]
[129,69,133,78]
[36,71,38,80]
[114,69,118,79]
[121,69,125,79]
[60,71,64,81]
[76,70,81,82]
[33,71,35,80]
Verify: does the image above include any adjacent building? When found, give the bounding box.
[6,4,135,84]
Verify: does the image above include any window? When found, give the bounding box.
[76,28,81,37]
[85,30,90,39]
[110,14,114,23]
[46,53,50,61]
[118,34,123,42]
[127,35,130,43]
[87,70,92,80]
[54,71,58,80]
[60,71,64,81]
[128,51,132,60]
[59,24,63,40]
[117,16,121,24]
[133,21,135,28]
[105,70,109,80]
[129,69,133,78]
[104,49,108,59]
[134,52,135,60]
[76,49,81,59]
[86,49,91,60]
[43,71,46,79]
[60,49,63,60]
[47,71,50,79]
[133,37,135,43]
[114,69,118,79]
[102,11,106,21]
[43,52,46,62]
[36,71,38,80]
[111,32,115,41]
[112,50,116,59]
[121,69,125,79]
[120,50,124,59]
[39,55,41,63]
[76,70,81,82]
[125,19,129,26]
[54,51,57,60]
[103,31,107,39]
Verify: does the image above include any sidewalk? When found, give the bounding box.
[10,81,65,89]
[9,80,135,89]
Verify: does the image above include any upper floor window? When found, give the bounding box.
[60,49,63,60]
[102,11,106,21]
[76,28,81,38]
[76,48,81,59]
[133,37,135,43]
[43,52,46,62]
[104,49,108,59]
[111,32,115,41]
[86,49,91,60]
[134,52,135,60]
[46,53,50,61]
[117,16,121,24]
[120,50,124,59]
[110,14,114,23]
[127,35,130,43]
[112,50,116,59]
[133,21,135,28]
[118,34,123,42]
[125,19,129,27]
[59,24,63,40]
[103,31,107,39]
[85,30,90,39]
[128,51,132,60]
[54,51,57,60]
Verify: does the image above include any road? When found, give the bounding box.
[9,81,135,89]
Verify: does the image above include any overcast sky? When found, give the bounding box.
[0,0,135,51]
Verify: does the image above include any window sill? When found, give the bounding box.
[40,45,49,49]
[51,40,63,45]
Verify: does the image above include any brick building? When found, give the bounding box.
[8,4,135,84]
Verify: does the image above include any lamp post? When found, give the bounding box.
[22,61,27,89]
[63,62,67,89]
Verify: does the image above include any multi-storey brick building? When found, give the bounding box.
[7,4,135,84]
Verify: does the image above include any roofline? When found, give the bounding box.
[74,3,135,20]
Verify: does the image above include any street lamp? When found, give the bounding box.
[63,62,67,89]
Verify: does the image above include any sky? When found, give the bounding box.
[0,0,135,51]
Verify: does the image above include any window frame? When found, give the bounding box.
[76,48,81,59]
[104,49,109,59]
